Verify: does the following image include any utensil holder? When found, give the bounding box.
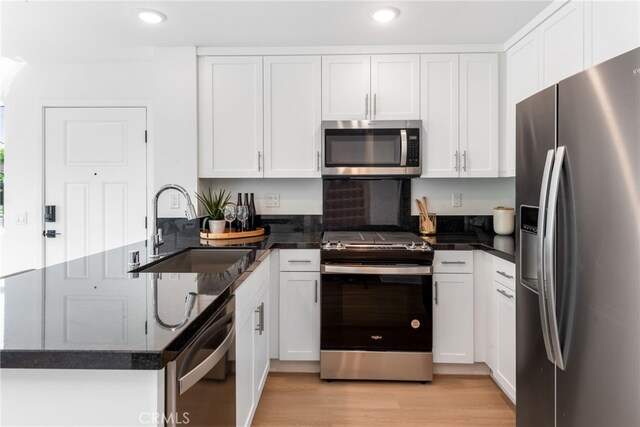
[419,213,437,235]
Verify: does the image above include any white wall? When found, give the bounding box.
[2,47,199,275]
[201,177,515,217]
[411,177,515,215]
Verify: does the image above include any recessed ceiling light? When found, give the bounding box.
[138,9,167,24]
[370,7,400,23]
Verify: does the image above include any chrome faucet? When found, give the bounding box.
[150,184,197,258]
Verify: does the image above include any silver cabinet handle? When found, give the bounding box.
[496,288,514,299]
[442,261,466,265]
[258,151,262,172]
[317,150,321,171]
[544,145,567,371]
[255,302,265,335]
[497,271,514,279]
[537,149,555,365]
[315,280,318,303]
[373,93,377,119]
[434,281,438,305]
[288,259,312,263]
[463,150,467,171]
[400,129,408,166]
[454,151,459,172]
[365,93,369,119]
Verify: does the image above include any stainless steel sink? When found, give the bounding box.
[137,248,252,273]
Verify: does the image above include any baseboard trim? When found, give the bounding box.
[434,362,491,375]
[269,360,320,373]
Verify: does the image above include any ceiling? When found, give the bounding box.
[2,1,552,62]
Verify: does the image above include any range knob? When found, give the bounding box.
[336,241,344,250]
[323,242,332,250]
[421,242,429,250]
[409,242,417,250]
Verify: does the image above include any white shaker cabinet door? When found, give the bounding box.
[539,1,585,89]
[420,54,460,178]
[264,56,322,178]
[370,54,420,120]
[505,32,540,177]
[279,271,321,361]
[321,55,371,120]
[494,281,516,402]
[589,0,640,67]
[198,56,264,178]
[459,53,499,178]
[432,273,474,364]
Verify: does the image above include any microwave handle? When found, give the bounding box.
[400,129,408,166]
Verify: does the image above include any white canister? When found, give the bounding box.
[493,206,515,235]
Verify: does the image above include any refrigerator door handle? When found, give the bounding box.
[544,145,567,371]
[537,149,556,364]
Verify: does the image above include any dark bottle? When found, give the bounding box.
[235,193,243,232]
[249,193,256,231]
[243,193,250,232]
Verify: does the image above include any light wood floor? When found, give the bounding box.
[253,373,515,427]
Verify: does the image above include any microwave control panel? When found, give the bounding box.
[406,128,420,167]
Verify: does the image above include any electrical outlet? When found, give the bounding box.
[170,194,180,209]
[452,193,462,207]
[266,194,280,208]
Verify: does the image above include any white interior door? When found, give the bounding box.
[44,107,147,267]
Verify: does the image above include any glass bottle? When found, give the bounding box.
[243,193,249,231]
[235,193,242,232]
[249,193,256,231]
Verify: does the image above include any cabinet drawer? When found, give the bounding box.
[433,251,473,274]
[279,249,320,272]
[493,256,515,291]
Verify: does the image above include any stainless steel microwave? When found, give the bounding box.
[321,120,422,177]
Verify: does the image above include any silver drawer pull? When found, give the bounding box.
[441,261,466,265]
[497,288,514,299]
[288,259,312,263]
[497,270,514,279]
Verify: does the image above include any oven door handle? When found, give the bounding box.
[321,264,432,275]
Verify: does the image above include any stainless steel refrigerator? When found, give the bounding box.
[516,47,640,427]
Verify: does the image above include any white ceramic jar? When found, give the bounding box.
[493,206,515,235]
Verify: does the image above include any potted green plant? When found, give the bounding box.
[195,188,231,233]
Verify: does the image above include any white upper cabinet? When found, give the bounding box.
[538,1,585,89]
[322,55,371,120]
[420,53,499,178]
[420,54,460,178]
[459,54,499,177]
[264,56,322,178]
[322,54,420,121]
[370,55,421,120]
[589,0,640,66]
[199,56,264,178]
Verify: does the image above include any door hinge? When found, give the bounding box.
[145,321,148,335]
[145,216,148,229]
[144,130,148,143]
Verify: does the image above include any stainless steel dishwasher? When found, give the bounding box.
[165,295,236,427]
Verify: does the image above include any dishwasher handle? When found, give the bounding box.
[177,297,236,395]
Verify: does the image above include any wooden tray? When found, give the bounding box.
[200,227,265,240]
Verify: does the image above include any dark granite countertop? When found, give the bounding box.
[0,223,511,370]
[0,230,319,370]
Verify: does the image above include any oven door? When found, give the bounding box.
[322,122,421,176]
[321,267,432,352]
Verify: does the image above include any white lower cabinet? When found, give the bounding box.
[432,273,474,363]
[279,271,321,361]
[432,251,474,364]
[494,281,516,402]
[235,256,270,427]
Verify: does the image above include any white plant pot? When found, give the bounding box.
[208,219,226,234]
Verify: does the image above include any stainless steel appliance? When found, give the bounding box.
[516,47,640,427]
[321,120,421,177]
[165,295,236,427]
[320,231,434,382]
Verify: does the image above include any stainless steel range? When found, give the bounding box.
[320,231,434,382]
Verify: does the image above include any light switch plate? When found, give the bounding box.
[170,194,180,209]
[266,194,280,208]
[16,212,28,225]
[452,193,462,207]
